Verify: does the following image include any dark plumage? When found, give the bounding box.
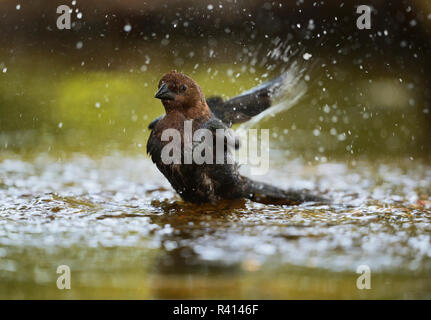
[147,71,326,205]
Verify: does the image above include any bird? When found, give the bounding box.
[147,70,326,205]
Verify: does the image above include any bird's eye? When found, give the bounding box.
[180,84,187,92]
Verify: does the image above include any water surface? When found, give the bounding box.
[1,153,430,299]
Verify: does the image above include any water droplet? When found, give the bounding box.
[123,24,132,32]
[303,53,312,60]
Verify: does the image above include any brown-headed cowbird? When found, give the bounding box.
[147,70,326,205]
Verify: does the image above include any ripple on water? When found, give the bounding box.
[0,154,430,279]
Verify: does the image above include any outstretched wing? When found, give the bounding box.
[148,74,287,129]
[207,73,287,126]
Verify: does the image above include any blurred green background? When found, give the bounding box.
[0,0,430,159]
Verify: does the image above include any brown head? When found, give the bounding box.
[154,71,211,118]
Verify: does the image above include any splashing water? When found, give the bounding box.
[0,153,430,298]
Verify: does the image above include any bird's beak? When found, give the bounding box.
[154,83,176,100]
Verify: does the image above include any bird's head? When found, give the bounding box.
[155,71,209,116]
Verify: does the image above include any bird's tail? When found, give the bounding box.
[241,176,328,205]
